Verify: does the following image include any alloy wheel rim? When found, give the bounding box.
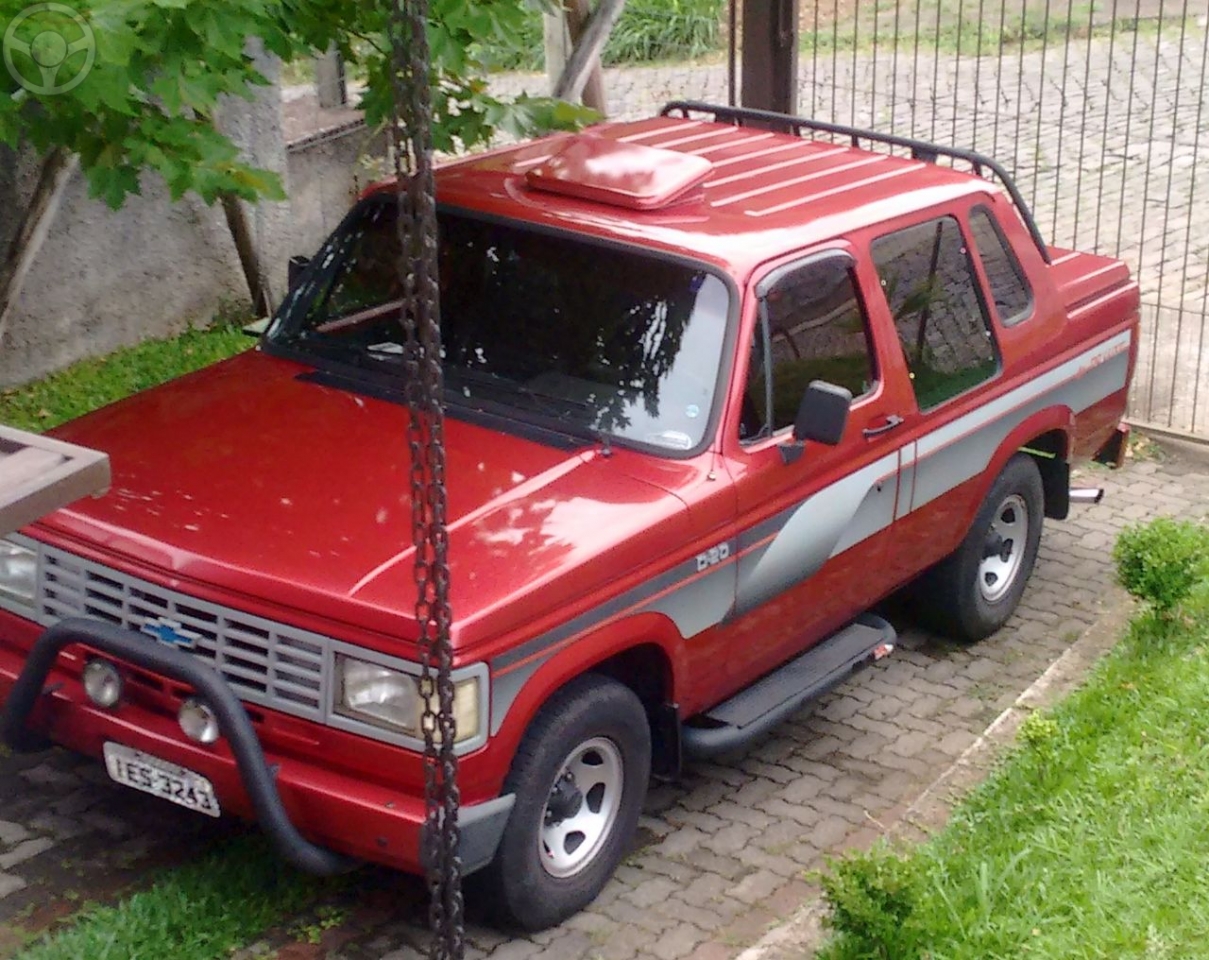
[539,736,623,879]
[979,493,1028,603]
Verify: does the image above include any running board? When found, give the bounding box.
[681,614,896,759]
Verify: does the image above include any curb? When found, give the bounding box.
[734,588,1137,960]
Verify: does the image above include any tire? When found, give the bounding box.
[919,453,1044,643]
[479,674,651,931]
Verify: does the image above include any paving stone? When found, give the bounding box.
[27,813,86,841]
[682,942,731,960]
[0,873,26,899]
[677,872,730,909]
[727,869,783,907]
[0,821,30,847]
[652,825,709,860]
[533,930,596,960]
[648,922,705,960]
[0,836,54,870]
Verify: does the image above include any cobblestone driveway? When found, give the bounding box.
[2,438,1207,960]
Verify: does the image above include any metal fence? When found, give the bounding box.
[488,0,1209,437]
[796,0,1209,438]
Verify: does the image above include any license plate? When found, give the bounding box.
[102,742,221,818]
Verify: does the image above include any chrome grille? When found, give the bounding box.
[34,543,329,721]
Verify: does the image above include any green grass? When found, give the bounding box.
[0,324,250,433]
[817,584,1209,958]
[16,835,345,960]
[799,1,1197,56]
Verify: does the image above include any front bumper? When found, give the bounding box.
[0,617,513,876]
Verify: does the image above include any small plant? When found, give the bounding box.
[289,904,348,945]
[817,845,926,958]
[1113,517,1209,616]
[1017,710,1062,777]
[1017,711,1059,750]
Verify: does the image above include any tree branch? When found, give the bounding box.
[0,148,80,353]
[553,0,626,102]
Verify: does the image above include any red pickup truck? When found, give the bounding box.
[0,103,1137,930]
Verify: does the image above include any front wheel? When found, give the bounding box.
[479,674,651,931]
[920,453,1045,643]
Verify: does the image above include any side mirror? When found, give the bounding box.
[780,380,852,464]
[288,254,311,290]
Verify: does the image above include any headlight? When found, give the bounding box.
[335,655,481,744]
[0,539,36,607]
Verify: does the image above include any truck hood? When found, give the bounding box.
[39,350,691,650]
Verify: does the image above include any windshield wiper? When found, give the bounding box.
[446,368,599,439]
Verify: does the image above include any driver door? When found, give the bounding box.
[692,247,914,705]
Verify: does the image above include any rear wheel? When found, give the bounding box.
[480,674,650,931]
[920,454,1044,642]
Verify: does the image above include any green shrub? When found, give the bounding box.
[604,0,723,63]
[817,846,926,959]
[1113,517,1209,615]
[477,0,724,72]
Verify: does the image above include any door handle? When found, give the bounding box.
[862,414,904,438]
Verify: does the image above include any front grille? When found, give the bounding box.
[32,543,330,722]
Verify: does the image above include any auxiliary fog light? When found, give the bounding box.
[178,698,220,744]
[82,659,123,709]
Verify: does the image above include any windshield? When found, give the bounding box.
[267,199,732,452]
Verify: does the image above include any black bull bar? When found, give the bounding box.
[1,617,357,876]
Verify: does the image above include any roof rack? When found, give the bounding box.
[661,100,1050,265]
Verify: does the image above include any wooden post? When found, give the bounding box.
[740,0,799,115]
[221,194,272,317]
[315,47,347,109]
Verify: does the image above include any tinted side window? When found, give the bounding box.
[969,206,1032,325]
[741,255,875,440]
[304,201,403,328]
[871,217,999,410]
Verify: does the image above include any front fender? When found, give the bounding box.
[485,610,685,784]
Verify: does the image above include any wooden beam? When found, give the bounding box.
[0,426,110,536]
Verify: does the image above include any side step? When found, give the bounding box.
[681,614,896,759]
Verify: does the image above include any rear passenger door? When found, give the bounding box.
[866,211,1012,581]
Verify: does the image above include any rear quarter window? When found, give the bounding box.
[969,205,1033,326]
[871,215,1000,410]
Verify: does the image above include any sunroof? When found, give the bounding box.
[525,135,712,210]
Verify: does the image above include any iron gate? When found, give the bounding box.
[796,0,1209,437]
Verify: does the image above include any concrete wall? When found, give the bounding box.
[286,122,389,260]
[0,55,385,388]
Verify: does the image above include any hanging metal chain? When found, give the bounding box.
[387,3,464,959]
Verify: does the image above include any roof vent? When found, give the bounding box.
[525,136,712,210]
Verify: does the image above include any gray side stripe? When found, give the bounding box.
[489,558,735,734]
[734,452,898,617]
[489,330,1132,732]
[491,557,698,672]
[911,331,1131,511]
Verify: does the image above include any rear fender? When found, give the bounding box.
[941,407,1074,545]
